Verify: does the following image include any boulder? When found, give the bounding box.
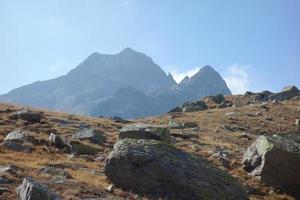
[104,138,248,200]
[40,166,70,178]
[10,109,43,123]
[48,133,68,149]
[119,124,171,144]
[16,177,60,200]
[2,130,33,153]
[72,129,105,144]
[269,85,300,101]
[243,134,300,197]
[69,140,101,155]
[182,121,198,128]
[167,120,182,129]
[219,100,234,108]
[182,100,208,112]
[204,94,225,104]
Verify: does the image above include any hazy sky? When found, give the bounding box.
[1,0,299,94]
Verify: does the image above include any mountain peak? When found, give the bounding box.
[119,47,139,55]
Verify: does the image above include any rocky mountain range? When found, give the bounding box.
[0,48,231,118]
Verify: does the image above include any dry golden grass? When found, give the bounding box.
[0,98,299,199]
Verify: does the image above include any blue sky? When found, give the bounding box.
[0,0,299,94]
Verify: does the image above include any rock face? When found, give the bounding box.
[269,85,300,101]
[182,100,208,112]
[119,124,171,144]
[243,134,300,197]
[2,130,33,152]
[72,129,105,144]
[16,177,60,200]
[104,138,248,200]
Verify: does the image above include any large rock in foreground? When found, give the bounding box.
[119,124,171,144]
[17,177,60,200]
[243,134,300,197]
[104,139,248,200]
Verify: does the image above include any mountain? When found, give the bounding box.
[0,48,231,118]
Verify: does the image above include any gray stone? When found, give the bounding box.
[10,109,43,123]
[72,129,105,144]
[104,138,248,200]
[119,123,171,144]
[182,121,198,128]
[48,133,68,150]
[2,130,33,153]
[40,167,70,178]
[0,175,13,184]
[167,120,182,129]
[69,140,101,155]
[269,85,300,101]
[182,100,208,112]
[243,134,300,198]
[16,177,61,200]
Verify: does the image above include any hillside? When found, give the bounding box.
[0,48,231,118]
[0,89,299,199]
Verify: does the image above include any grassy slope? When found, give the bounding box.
[0,97,299,200]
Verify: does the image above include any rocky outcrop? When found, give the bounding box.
[269,86,300,101]
[16,177,60,200]
[72,129,105,144]
[119,124,171,144]
[168,106,182,113]
[10,109,43,123]
[243,134,300,197]
[2,130,33,152]
[104,138,248,200]
[182,100,208,112]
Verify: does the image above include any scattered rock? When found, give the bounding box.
[219,100,233,108]
[211,151,230,169]
[168,106,183,113]
[72,129,105,144]
[119,123,171,144]
[243,134,300,198]
[182,100,208,112]
[16,177,61,200]
[69,140,101,155]
[167,120,182,129]
[105,184,114,193]
[225,112,235,116]
[48,133,69,150]
[0,175,13,184]
[182,121,198,128]
[295,119,299,126]
[104,138,248,200]
[269,85,300,101]
[2,130,33,153]
[10,109,43,123]
[40,166,70,178]
[0,187,9,195]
